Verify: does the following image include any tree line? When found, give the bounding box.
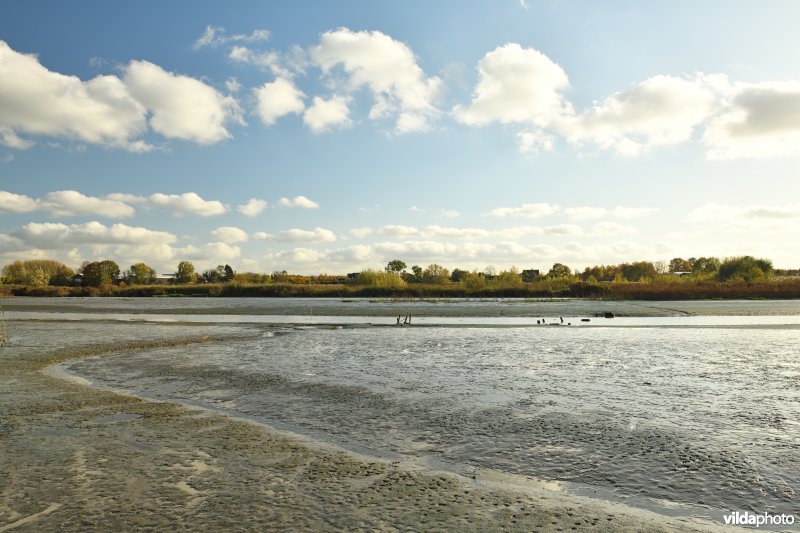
[0,255,793,289]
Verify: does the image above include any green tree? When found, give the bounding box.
[385,260,407,274]
[450,268,469,283]
[494,267,523,286]
[690,257,721,275]
[547,263,572,279]
[1,259,74,286]
[621,261,657,282]
[174,261,195,284]
[421,264,450,284]
[461,271,487,289]
[202,266,227,283]
[668,258,693,273]
[82,260,120,287]
[354,269,406,288]
[126,262,157,285]
[223,264,235,282]
[718,256,773,282]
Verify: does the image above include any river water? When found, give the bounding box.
[5,297,799,526]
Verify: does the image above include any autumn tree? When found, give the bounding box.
[421,264,450,284]
[668,258,693,273]
[385,260,407,274]
[174,261,195,284]
[125,263,157,285]
[547,263,572,279]
[718,256,773,282]
[621,261,656,282]
[82,260,121,287]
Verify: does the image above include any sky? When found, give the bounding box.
[1,0,800,275]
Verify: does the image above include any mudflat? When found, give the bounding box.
[1,321,731,531]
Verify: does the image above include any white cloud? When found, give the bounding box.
[590,221,637,236]
[150,192,227,216]
[688,203,800,222]
[124,60,242,144]
[105,193,148,204]
[41,190,135,218]
[277,195,319,209]
[0,190,38,213]
[326,244,372,263]
[303,95,351,133]
[564,206,658,220]
[561,75,717,155]
[516,130,556,154]
[703,81,800,159]
[12,221,176,248]
[378,225,420,237]
[310,28,442,133]
[484,202,560,218]
[350,227,373,239]
[229,46,290,77]
[545,224,584,235]
[0,189,137,217]
[439,209,460,218]
[279,227,336,243]
[211,226,248,243]
[0,40,147,151]
[193,26,270,50]
[453,43,570,127]
[237,198,268,217]
[252,231,275,241]
[254,78,305,125]
[180,241,241,263]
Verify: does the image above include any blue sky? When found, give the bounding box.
[2,1,800,275]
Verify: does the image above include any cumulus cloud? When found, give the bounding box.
[0,189,137,217]
[12,221,176,248]
[279,227,336,243]
[254,78,305,125]
[350,227,373,239]
[124,60,243,144]
[453,43,570,127]
[41,190,135,218]
[484,202,559,218]
[179,241,241,263]
[193,26,270,50]
[439,209,460,218]
[544,224,584,235]
[688,203,800,222]
[277,195,319,209]
[252,231,275,241]
[590,221,637,236]
[561,75,718,155]
[0,40,147,151]
[0,41,245,150]
[310,28,442,133]
[237,198,268,217]
[303,95,351,133]
[703,81,800,159]
[0,190,38,213]
[564,206,657,220]
[150,192,227,216]
[229,46,292,77]
[378,225,420,237]
[211,226,248,243]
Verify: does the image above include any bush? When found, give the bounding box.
[354,269,407,289]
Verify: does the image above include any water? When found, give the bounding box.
[8,297,800,524]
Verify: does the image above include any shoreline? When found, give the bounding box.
[0,321,743,531]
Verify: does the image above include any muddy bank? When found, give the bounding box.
[1,321,733,531]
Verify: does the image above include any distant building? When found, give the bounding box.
[522,269,540,282]
[156,274,176,285]
[68,273,84,286]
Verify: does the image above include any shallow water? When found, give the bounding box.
[9,298,799,526]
